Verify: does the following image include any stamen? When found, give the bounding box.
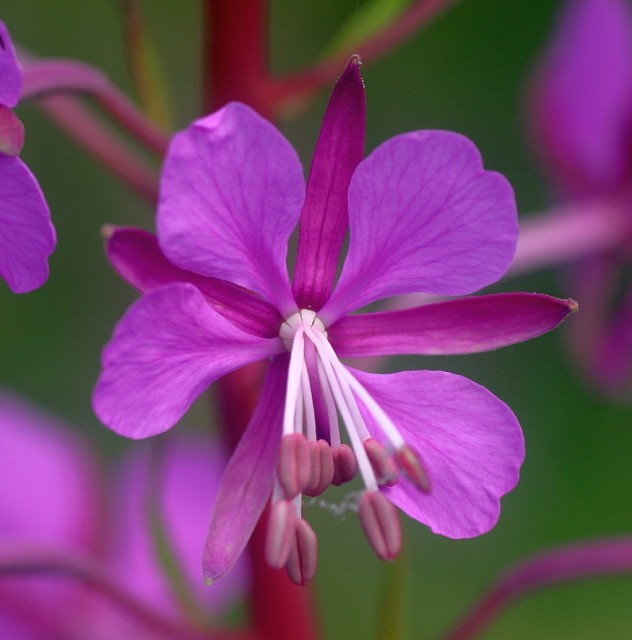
[285,517,318,586]
[332,444,358,485]
[339,368,406,449]
[316,357,341,447]
[306,326,378,492]
[395,445,432,493]
[304,440,335,497]
[300,361,317,441]
[283,326,305,437]
[358,491,402,561]
[278,434,312,499]
[363,438,399,487]
[265,499,296,569]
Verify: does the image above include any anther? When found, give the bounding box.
[265,500,296,569]
[395,445,432,493]
[363,438,399,486]
[278,434,312,499]
[0,105,25,157]
[304,440,335,497]
[332,444,358,485]
[285,517,318,586]
[358,491,402,561]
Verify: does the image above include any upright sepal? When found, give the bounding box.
[292,56,366,310]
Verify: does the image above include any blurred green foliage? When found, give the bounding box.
[1,1,630,638]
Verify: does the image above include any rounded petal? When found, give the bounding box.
[93,282,283,439]
[203,356,287,582]
[321,131,517,323]
[158,102,305,314]
[528,0,632,195]
[351,368,525,538]
[110,437,246,619]
[0,156,55,293]
[329,293,577,357]
[0,21,22,108]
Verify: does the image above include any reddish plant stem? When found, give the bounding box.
[217,366,319,640]
[204,0,270,116]
[0,544,247,640]
[20,57,170,156]
[35,93,159,203]
[443,538,632,640]
[265,0,461,113]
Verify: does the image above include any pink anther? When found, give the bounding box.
[358,491,402,561]
[363,438,399,486]
[304,439,334,496]
[395,444,432,493]
[278,433,312,499]
[285,517,318,586]
[332,444,358,485]
[265,499,296,569]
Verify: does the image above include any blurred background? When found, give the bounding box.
[1,1,631,638]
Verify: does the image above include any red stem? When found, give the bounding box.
[36,93,159,203]
[204,0,270,116]
[264,0,461,113]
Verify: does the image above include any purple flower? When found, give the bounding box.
[0,21,55,293]
[528,0,632,395]
[0,392,243,638]
[94,59,575,584]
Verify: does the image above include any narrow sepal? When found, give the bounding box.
[203,357,287,583]
[292,57,366,310]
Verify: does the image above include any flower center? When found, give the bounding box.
[266,310,432,584]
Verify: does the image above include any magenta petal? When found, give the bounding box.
[329,293,577,357]
[106,226,281,338]
[529,0,632,195]
[0,22,22,108]
[93,282,283,439]
[203,356,287,583]
[292,57,365,310]
[0,156,55,293]
[351,368,524,538]
[0,392,99,548]
[321,131,518,323]
[158,103,305,314]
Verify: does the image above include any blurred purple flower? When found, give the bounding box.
[94,59,575,584]
[528,0,632,395]
[0,21,55,293]
[0,393,242,638]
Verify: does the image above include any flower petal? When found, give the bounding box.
[292,57,365,310]
[0,392,99,548]
[203,356,287,583]
[351,368,524,538]
[320,131,517,323]
[329,293,577,357]
[528,0,632,195]
[0,156,55,293]
[93,282,283,439]
[0,21,22,108]
[105,226,282,338]
[158,102,305,314]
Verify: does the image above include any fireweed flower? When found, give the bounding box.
[94,58,576,585]
[528,0,632,395]
[0,21,55,293]
[0,392,242,638]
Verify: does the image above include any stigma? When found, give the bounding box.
[265,310,431,584]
